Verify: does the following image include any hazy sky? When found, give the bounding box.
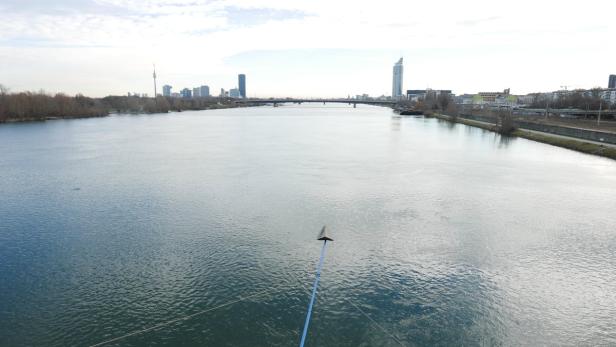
[1,0,615,97]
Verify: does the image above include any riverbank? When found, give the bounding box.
[0,92,261,123]
[428,113,616,160]
[0,102,257,123]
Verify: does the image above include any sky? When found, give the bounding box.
[1,0,615,98]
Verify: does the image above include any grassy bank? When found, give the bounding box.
[513,129,616,160]
[428,113,616,161]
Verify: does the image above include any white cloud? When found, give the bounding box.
[0,0,614,97]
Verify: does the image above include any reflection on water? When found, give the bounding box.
[390,117,401,132]
[1,104,615,346]
[496,133,516,148]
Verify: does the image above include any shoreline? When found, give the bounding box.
[0,102,262,124]
[427,113,616,161]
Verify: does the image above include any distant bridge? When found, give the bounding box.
[235,98,397,107]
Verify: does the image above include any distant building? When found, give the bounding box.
[406,89,426,101]
[200,85,210,97]
[478,89,510,103]
[392,58,403,99]
[181,88,192,99]
[220,88,225,97]
[407,89,426,95]
[406,89,452,102]
[162,85,172,97]
[608,90,616,104]
[193,87,200,98]
[516,94,536,106]
[171,92,180,98]
[456,94,476,105]
[609,75,616,89]
[238,74,246,98]
[600,89,616,104]
[229,88,240,98]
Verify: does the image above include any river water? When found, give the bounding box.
[1,104,615,346]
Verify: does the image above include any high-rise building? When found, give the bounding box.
[229,88,240,98]
[162,85,172,97]
[181,88,192,99]
[392,58,403,99]
[193,87,201,98]
[200,85,210,97]
[609,75,616,89]
[238,74,246,98]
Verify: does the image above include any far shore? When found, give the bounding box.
[0,103,262,124]
[0,92,265,124]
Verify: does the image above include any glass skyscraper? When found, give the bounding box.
[162,85,172,97]
[392,58,403,99]
[238,74,246,98]
[200,85,210,97]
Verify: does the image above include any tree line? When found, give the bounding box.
[529,88,614,110]
[0,85,240,123]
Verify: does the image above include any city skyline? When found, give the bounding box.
[1,0,615,97]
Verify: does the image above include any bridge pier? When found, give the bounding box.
[353,103,356,108]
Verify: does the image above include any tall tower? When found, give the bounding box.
[238,74,246,98]
[153,64,158,99]
[609,74,616,89]
[392,58,403,99]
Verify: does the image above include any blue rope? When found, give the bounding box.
[299,240,328,347]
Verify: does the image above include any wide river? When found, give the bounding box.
[1,104,615,346]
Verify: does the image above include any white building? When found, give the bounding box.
[457,94,475,105]
[192,87,201,98]
[392,57,403,99]
[229,88,240,98]
[600,89,616,104]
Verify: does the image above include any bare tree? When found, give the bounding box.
[438,93,451,111]
[496,107,515,135]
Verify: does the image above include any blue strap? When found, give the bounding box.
[299,240,328,347]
